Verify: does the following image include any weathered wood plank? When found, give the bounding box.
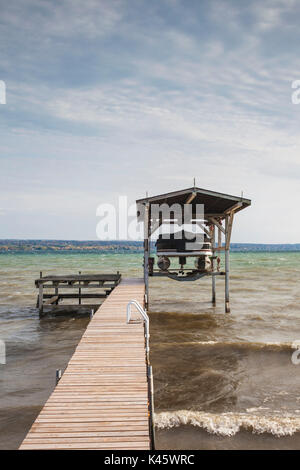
[20,278,150,450]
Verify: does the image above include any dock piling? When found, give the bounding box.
[225,215,230,313]
[211,224,216,306]
[55,369,62,385]
[78,271,81,305]
[38,283,43,316]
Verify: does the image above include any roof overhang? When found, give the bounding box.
[136,187,251,219]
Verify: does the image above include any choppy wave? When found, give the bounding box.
[190,341,300,351]
[161,340,300,352]
[155,410,300,437]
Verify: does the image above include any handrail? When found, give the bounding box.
[126,299,154,449]
[126,300,150,356]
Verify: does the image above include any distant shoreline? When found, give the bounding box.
[0,240,300,253]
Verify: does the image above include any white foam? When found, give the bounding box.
[202,340,296,350]
[155,410,300,437]
[157,340,296,349]
[196,341,218,345]
[246,407,270,412]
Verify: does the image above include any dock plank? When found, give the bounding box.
[20,278,150,450]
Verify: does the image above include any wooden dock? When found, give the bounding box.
[36,273,121,316]
[20,278,152,450]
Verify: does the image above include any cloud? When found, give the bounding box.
[251,0,297,31]
[0,0,300,241]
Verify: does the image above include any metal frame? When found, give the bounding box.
[142,209,235,312]
[126,299,150,357]
[137,188,250,314]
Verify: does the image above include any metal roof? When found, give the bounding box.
[136,187,251,218]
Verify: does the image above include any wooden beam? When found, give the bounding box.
[185,191,197,204]
[44,296,59,305]
[37,283,117,289]
[225,212,234,250]
[42,294,108,299]
[211,225,216,306]
[35,274,121,286]
[224,202,242,214]
[218,225,222,248]
[208,217,225,234]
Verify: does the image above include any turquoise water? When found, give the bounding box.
[0,250,299,304]
[0,251,300,449]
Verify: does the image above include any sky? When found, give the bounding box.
[0,0,300,242]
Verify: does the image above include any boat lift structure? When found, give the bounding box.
[136,186,251,313]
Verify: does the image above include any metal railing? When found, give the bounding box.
[126,299,150,357]
[126,299,154,449]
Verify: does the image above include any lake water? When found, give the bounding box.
[0,252,300,449]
